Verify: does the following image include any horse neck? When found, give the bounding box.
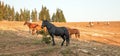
[46,22,55,30]
[26,23,31,27]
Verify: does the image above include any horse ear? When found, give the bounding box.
[43,19,47,21]
[42,19,49,22]
[44,20,48,22]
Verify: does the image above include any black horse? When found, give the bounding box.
[41,20,70,46]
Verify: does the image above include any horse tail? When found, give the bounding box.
[64,28,70,44]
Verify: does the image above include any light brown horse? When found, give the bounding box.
[24,21,39,33]
[67,28,80,38]
[32,25,47,35]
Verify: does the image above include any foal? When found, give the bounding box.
[32,25,47,35]
[24,21,38,33]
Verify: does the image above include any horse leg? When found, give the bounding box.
[75,34,77,38]
[36,31,39,35]
[61,35,65,46]
[78,31,80,38]
[29,29,31,33]
[70,34,72,38]
[65,35,70,46]
[51,34,56,46]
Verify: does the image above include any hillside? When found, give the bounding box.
[0,21,120,56]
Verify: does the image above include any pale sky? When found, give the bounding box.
[1,0,120,22]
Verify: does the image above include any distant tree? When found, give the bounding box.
[51,13,56,22]
[55,9,60,22]
[0,1,15,21]
[19,9,24,21]
[39,6,44,21]
[19,9,30,21]
[23,9,30,21]
[39,6,50,21]
[3,4,8,20]
[0,1,66,22]
[10,7,15,21]
[31,8,37,22]
[46,9,50,21]
[25,10,30,21]
[0,1,3,20]
[8,6,15,21]
[60,10,66,22]
[54,8,66,22]
[15,12,20,21]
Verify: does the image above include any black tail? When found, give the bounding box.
[64,28,70,45]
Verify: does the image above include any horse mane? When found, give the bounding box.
[25,21,31,25]
[27,22,32,27]
[45,20,55,28]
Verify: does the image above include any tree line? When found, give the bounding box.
[0,1,66,22]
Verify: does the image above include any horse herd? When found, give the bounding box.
[24,20,80,46]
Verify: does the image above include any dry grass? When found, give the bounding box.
[0,21,120,56]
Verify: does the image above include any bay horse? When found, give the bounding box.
[67,28,80,38]
[24,21,39,33]
[41,20,70,46]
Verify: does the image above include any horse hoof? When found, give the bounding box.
[66,44,69,46]
[66,45,68,46]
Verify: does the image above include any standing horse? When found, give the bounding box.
[41,20,70,46]
[24,21,38,33]
[67,28,80,38]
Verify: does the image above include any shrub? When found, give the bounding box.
[37,29,51,44]
[36,30,49,36]
[41,35,51,44]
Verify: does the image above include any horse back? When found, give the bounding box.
[60,27,70,37]
[68,28,80,34]
[29,24,38,29]
[51,27,69,36]
[73,29,80,34]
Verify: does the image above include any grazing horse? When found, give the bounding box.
[67,28,80,38]
[41,20,70,46]
[24,21,38,33]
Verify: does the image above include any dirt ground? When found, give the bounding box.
[0,21,120,56]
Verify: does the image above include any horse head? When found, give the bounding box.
[24,21,29,25]
[41,20,48,29]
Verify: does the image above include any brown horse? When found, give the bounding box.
[32,25,47,35]
[67,28,80,38]
[24,21,39,33]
